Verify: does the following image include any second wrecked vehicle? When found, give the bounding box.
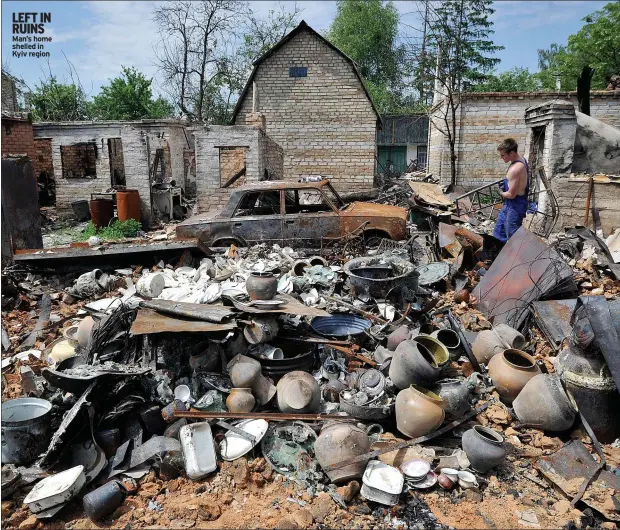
[176,179,408,246]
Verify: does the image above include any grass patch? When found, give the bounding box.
[78,219,142,241]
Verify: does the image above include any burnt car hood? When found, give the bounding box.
[342,202,408,219]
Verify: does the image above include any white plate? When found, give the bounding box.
[219,419,269,461]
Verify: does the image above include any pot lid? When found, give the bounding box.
[362,460,404,494]
[415,262,450,286]
[219,419,269,461]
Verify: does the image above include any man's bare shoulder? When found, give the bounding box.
[507,162,527,179]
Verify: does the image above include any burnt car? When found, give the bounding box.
[176,180,408,246]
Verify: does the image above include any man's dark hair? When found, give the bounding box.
[497,138,518,153]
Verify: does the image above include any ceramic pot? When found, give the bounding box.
[395,385,445,439]
[243,316,279,344]
[513,374,576,432]
[77,316,96,348]
[226,388,255,413]
[389,340,440,389]
[315,422,371,483]
[226,354,276,406]
[472,324,525,364]
[461,425,507,473]
[386,325,411,351]
[487,349,540,404]
[413,335,449,367]
[432,378,471,419]
[246,272,277,300]
[437,473,456,490]
[430,329,462,361]
[225,332,249,360]
[276,371,320,413]
[556,344,620,443]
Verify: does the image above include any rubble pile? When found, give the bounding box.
[2,186,619,529]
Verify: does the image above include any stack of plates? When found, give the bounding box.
[400,459,437,489]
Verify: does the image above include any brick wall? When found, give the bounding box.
[183,148,196,197]
[1,118,36,174]
[33,120,188,221]
[428,91,620,187]
[234,28,377,192]
[34,138,53,177]
[219,147,247,187]
[1,73,18,113]
[60,142,98,178]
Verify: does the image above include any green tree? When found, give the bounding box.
[31,77,90,121]
[537,2,620,90]
[424,0,503,185]
[472,67,543,92]
[327,0,407,113]
[90,67,174,120]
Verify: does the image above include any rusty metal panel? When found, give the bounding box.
[1,159,42,250]
[130,309,236,335]
[139,300,236,323]
[537,440,620,521]
[472,227,575,329]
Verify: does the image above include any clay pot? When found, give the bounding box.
[276,371,320,413]
[243,316,279,344]
[225,332,249,360]
[413,335,449,367]
[556,344,620,443]
[513,374,576,432]
[389,340,441,389]
[432,378,471,419]
[487,349,540,404]
[453,289,470,304]
[395,385,445,439]
[430,329,462,361]
[77,316,96,348]
[386,325,411,351]
[461,425,507,473]
[472,324,525,364]
[315,422,371,483]
[226,354,276,406]
[246,272,278,301]
[226,388,255,413]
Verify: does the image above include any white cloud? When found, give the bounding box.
[491,1,606,31]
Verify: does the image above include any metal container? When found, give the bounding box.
[83,480,125,521]
[311,315,371,339]
[94,428,120,459]
[360,460,404,506]
[71,200,91,221]
[1,397,53,465]
[89,198,114,229]
[243,316,279,345]
[116,189,141,223]
[23,465,85,513]
[344,255,416,299]
[179,422,217,480]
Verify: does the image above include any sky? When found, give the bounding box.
[1,0,609,97]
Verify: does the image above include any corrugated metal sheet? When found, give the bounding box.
[377,115,429,146]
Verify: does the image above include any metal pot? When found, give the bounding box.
[432,378,471,419]
[430,329,463,361]
[412,335,450,367]
[1,398,53,465]
[246,272,278,301]
[315,422,371,483]
[461,425,507,473]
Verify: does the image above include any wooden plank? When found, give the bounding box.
[130,309,236,335]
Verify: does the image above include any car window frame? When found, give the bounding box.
[283,187,339,215]
[232,190,282,218]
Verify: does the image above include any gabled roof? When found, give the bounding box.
[230,20,381,124]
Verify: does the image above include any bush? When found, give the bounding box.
[78,219,142,241]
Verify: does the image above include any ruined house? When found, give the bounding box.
[191,20,380,213]
[32,120,191,223]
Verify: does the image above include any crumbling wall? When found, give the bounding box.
[34,138,53,177]
[1,117,37,175]
[234,28,376,192]
[428,91,620,187]
[572,112,620,175]
[260,131,284,181]
[194,125,261,212]
[553,178,620,234]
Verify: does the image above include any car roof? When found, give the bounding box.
[234,179,331,192]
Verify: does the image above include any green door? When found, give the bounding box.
[378,146,407,175]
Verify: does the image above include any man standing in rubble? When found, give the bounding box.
[493,138,530,242]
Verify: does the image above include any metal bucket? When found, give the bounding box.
[1,398,53,465]
[89,198,114,228]
[116,189,141,223]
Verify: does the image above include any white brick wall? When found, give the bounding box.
[234,28,377,192]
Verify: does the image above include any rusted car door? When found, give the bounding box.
[282,188,340,245]
[231,190,283,244]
